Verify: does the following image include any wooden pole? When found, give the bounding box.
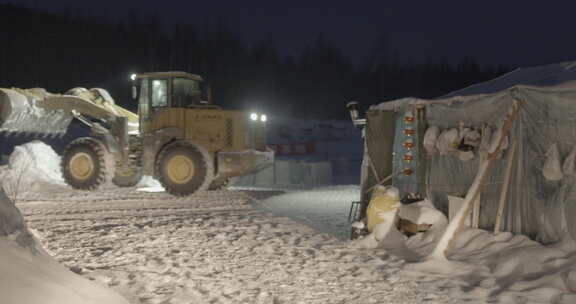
[494,140,517,233]
[472,156,483,228]
[366,154,381,183]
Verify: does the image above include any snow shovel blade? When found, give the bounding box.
[0,88,73,136]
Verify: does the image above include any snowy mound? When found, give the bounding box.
[401,228,576,303]
[1,141,65,194]
[136,175,164,192]
[0,189,128,304]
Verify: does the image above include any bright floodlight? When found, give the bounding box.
[130,73,137,81]
[260,114,267,122]
[250,113,258,121]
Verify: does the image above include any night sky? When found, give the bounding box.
[5,0,576,67]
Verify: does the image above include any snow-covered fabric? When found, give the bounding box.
[543,143,564,181]
[423,126,439,155]
[436,128,460,155]
[562,146,576,176]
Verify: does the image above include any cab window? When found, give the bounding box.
[151,79,168,107]
[173,77,201,107]
[138,79,150,118]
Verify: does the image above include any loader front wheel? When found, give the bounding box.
[62,137,113,190]
[155,141,213,196]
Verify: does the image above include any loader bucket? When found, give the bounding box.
[0,88,72,136]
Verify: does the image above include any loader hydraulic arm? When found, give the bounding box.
[36,95,139,134]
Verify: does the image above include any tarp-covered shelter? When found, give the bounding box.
[359,61,576,243]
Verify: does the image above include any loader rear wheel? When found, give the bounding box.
[62,137,113,190]
[155,141,213,196]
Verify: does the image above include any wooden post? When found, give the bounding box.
[494,140,517,233]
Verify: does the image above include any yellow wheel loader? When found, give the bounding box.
[0,72,274,196]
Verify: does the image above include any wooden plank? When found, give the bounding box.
[471,189,481,228]
[494,140,517,233]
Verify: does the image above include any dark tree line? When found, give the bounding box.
[0,4,510,119]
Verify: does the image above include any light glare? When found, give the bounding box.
[260,114,267,122]
[250,113,258,121]
[130,73,137,81]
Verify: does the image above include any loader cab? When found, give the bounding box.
[132,71,211,122]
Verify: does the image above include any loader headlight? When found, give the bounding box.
[249,112,268,123]
[130,73,137,81]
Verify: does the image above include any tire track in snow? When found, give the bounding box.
[17,187,463,304]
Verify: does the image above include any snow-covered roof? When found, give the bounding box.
[445,60,576,97]
[370,60,576,112]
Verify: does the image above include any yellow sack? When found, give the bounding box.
[366,186,400,232]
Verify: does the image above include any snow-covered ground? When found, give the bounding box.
[255,185,359,240]
[2,131,576,303]
[16,187,464,304]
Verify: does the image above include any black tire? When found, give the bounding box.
[208,177,230,190]
[61,137,113,190]
[112,167,143,187]
[155,141,213,196]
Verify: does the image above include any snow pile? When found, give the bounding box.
[137,175,161,187]
[0,188,128,304]
[399,229,576,303]
[399,199,448,228]
[353,199,448,254]
[260,186,576,303]
[136,175,164,192]
[351,198,576,303]
[348,199,576,302]
[1,140,66,195]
